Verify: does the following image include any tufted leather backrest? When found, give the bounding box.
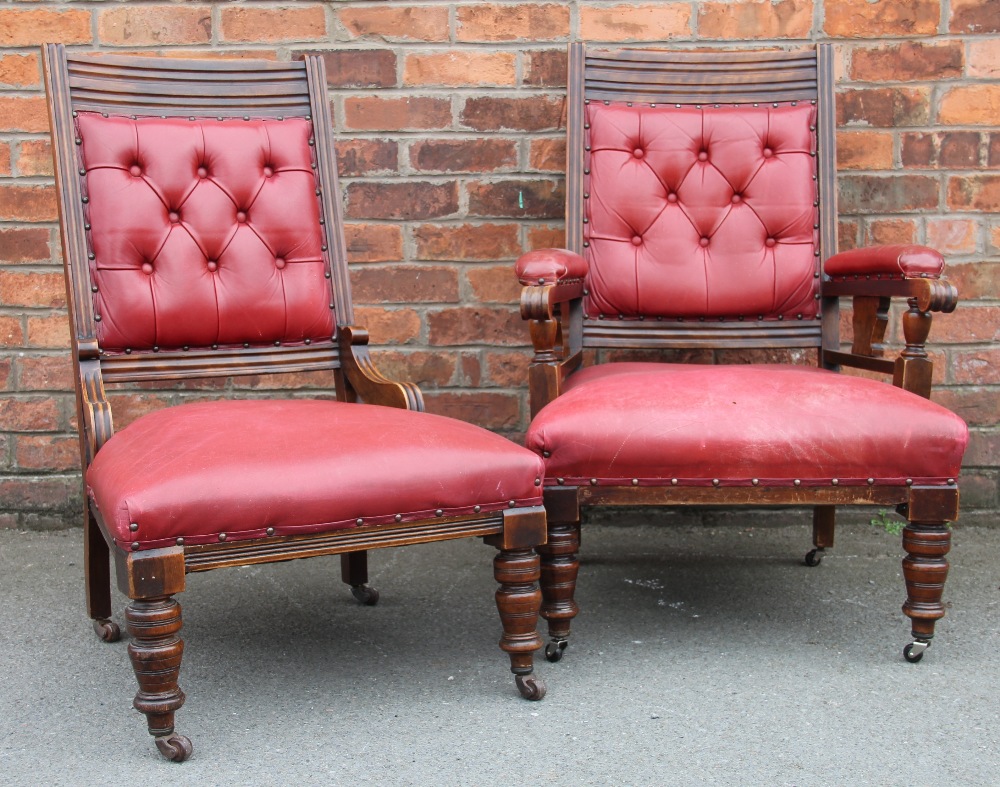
[583,101,819,321]
[77,113,334,353]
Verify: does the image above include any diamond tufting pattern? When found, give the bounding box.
[76,113,335,352]
[583,102,819,320]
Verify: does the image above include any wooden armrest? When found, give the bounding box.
[79,358,113,463]
[337,325,424,411]
[824,244,944,279]
[515,248,588,286]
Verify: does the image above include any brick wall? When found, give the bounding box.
[0,1,997,528]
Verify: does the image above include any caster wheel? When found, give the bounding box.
[903,642,926,663]
[155,733,193,762]
[351,585,379,606]
[804,549,823,567]
[92,618,121,643]
[515,674,546,701]
[545,640,568,663]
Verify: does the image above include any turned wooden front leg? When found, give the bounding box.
[538,521,580,643]
[126,597,186,743]
[494,548,543,676]
[901,523,951,642]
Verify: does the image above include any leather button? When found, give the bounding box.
[765,237,777,247]
[763,147,774,158]
[667,193,678,203]
[263,166,274,177]
[197,166,208,178]
[699,237,710,247]
[631,236,642,246]
[168,212,180,223]
[731,194,742,204]
[236,211,247,222]
[207,260,218,272]
[141,262,153,275]
[633,148,644,159]
[274,257,286,269]
[129,165,142,177]
[698,151,708,161]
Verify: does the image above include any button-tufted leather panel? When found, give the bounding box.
[88,399,545,550]
[529,363,967,486]
[76,113,334,352]
[583,102,819,320]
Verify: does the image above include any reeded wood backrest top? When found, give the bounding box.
[44,45,352,382]
[567,44,837,350]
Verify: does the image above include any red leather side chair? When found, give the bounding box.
[515,45,968,666]
[43,46,548,762]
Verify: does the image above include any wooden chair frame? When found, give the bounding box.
[44,45,547,761]
[519,44,959,666]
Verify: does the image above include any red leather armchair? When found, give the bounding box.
[515,45,968,666]
[44,46,548,761]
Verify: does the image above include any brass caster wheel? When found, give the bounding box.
[351,585,379,606]
[515,673,546,701]
[804,548,824,567]
[155,733,193,762]
[545,640,568,663]
[903,640,929,663]
[92,618,121,643]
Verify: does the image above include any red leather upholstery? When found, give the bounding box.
[516,248,589,285]
[77,113,334,352]
[88,400,545,550]
[529,363,967,487]
[584,102,819,321]
[825,245,945,279]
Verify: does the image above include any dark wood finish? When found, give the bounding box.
[521,43,963,663]
[44,44,546,760]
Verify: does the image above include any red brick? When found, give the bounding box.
[346,181,458,221]
[964,430,1000,465]
[344,96,452,132]
[350,265,458,304]
[865,219,917,246]
[527,226,566,250]
[0,356,11,389]
[310,49,397,89]
[484,350,532,388]
[26,314,71,349]
[16,139,53,178]
[931,387,1000,427]
[338,5,449,42]
[467,265,521,304]
[968,39,1000,77]
[16,356,73,392]
[0,271,66,309]
[366,349,457,387]
[838,175,939,213]
[0,477,81,512]
[580,4,691,41]
[929,305,1000,343]
[950,0,1000,33]
[411,139,517,173]
[946,261,999,300]
[0,54,40,88]
[951,348,1000,385]
[901,133,934,168]
[423,391,521,430]
[353,306,421,344]
[947,175,1000,211]
[343,224,404,264]
[462,96,564,132]
[838,219,860,251]
[404,52,516,87]
[990,134,1000,168]
[428,307,523,346]
[467,179,565,219]
[939,85,1000,125]
[456,4,570,42]
[824,0,939,36]
[524,49,568,88]
[0,142,9,177]
[992,224,1000,253]
[336,139,398,177]
[697,0,813,39]
[220,6,326,43]
[836,131,893,170]
[0,97,48,133]
[529,138,566,172]
[414,223,521,261]
[230,369,336,391]
[0,9,92,47]
[106,394,170,431]
[15,435,79,472]
[953,472,998,510]
[99,6,212,46]
[837,88,930,127]
[0,396,60,431]
[850,42,963,82]
[0,185,57,222]
[926,219,977,255]
[0,316,24,348]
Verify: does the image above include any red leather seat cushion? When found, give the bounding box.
[89,400,544,550]
[529,363,967,487]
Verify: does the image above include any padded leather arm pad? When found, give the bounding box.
[515,248,589,285]
[825,245,944,279]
